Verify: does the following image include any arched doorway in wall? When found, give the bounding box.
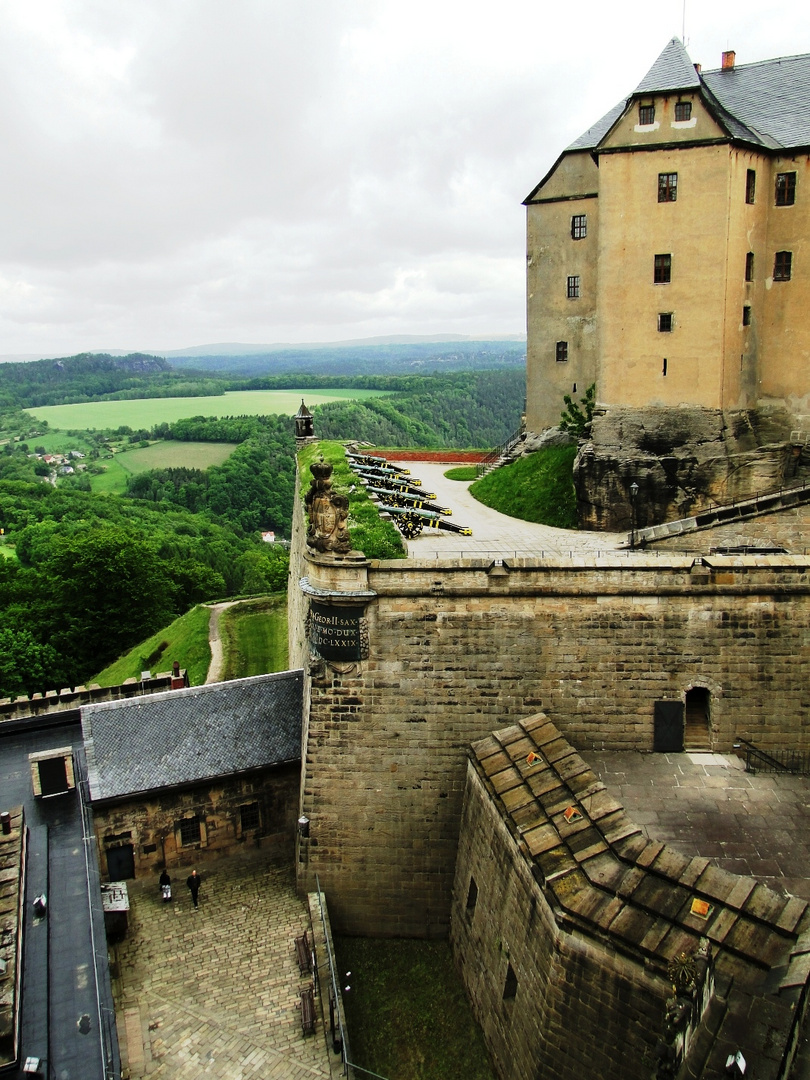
[684,687,711,751]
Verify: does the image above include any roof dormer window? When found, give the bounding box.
[639,104,655,125]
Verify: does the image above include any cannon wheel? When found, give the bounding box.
[397,513,423,539]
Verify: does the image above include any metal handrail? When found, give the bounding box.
[735,737,810,775]
[314,875,352,1078]
[476,426,524,477]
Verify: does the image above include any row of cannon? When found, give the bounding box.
[346,452,473,539]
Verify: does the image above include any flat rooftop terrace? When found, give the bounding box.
[581,749,810,901]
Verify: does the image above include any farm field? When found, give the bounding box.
[25,387,389,430]
[90,440,236,494]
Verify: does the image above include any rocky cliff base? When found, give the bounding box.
[572,406,805,531]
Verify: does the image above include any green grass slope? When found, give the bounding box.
[220,596,289,680]
[92,605,213,687]
[469,445,578,529]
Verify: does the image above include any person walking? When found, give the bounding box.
[159,870,172,902]
[186,869,201,909]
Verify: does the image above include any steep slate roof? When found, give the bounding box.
[634,36,701,94]
[562,41,810,157]
[82,670,303,802]
[471,714,810,983]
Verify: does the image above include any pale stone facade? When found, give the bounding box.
[525,40,810,434]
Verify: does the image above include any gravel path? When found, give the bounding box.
[386,459,627,559]
[205,600,240,684]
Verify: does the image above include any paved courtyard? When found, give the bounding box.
[112,850,332,1080]
[582,750,810,901]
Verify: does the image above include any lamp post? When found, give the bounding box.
[629,482,639,550]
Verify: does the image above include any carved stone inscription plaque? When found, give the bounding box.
[310,602,362,661]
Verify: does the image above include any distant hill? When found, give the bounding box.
[166,338,527,377]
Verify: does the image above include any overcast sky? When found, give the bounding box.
[2,1,810,358]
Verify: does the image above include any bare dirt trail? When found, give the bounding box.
[204,600,241,684]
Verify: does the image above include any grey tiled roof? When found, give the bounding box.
[634,37,701,94]
[82,671,303,801]
[704,53,810,149]
[565,42,810,156]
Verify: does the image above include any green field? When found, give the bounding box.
[90,440,236,495]
[25,388,389,431]
[221,596,288,680]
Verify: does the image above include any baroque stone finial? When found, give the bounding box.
[304,456,351,555]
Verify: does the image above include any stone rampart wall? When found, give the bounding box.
[296,548,810,936]
[648,504,810,553]
[450,765,664,1080]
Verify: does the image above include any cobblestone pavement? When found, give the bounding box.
[389,459,628,558]
[112,851,331,1079]
[582,750,810,900]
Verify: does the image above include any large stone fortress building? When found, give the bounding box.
[525,38,810,431]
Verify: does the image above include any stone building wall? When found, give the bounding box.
[450,765,665,1080]
[295,547,810,936]
[94,763,299,880]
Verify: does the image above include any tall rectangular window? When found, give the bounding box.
[571,214,587,239]
[567,275,580,298]
[240,803,260,831]
[555,341,568,362]
[776,172,796,206]
[658,313,673,332]
[745,252,754,281]
[658,173,678,202]
[774,251,792,280]
[654,254,672,284]
[742,306,752,326]
[674,101,692,121]
[639,104,655,125]
[746,169,756,204]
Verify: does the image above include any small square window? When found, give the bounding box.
[674,101,692,121]
[179,817,201,846]
[555,341,568,362]
[567,275,580,299]
[654,254,671,284]
[745,252,754,282]
[240,802,261,831]
[776,172,796,206]
[746,169,756,204]
[658,313,673,332]
[639,104,655,125]
[658,173,677,202]
[571,214,587,240]
[742,305,752,326]
[774,251,792,281]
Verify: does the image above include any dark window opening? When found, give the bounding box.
[745,252,754,281]
[743,305,751,326]
[662,358,668,377]
[675,101,692,121]
[38,757,68,797]
[774,251,792,281]
[746,169,756,204]
[658,172,677,202]
[658,313,673,332]
[240,802,261,831]
[555,341,568,363]
[466,877,478,913]
[567,275,580,299]
[503,963,518,1000]
[639,104,655,125]
[776,172,796,206]
[654,254,672,284]
[572,383,577,393]
[571,214,587,239]
[179,817,202,846]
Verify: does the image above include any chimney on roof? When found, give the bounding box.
[722,50,736,70]
[694,63,702,74]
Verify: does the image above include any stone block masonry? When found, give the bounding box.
[293,498,810,937]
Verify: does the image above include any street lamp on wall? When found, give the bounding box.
[629,482,639,550]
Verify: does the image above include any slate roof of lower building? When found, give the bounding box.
[81,670,303,802]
